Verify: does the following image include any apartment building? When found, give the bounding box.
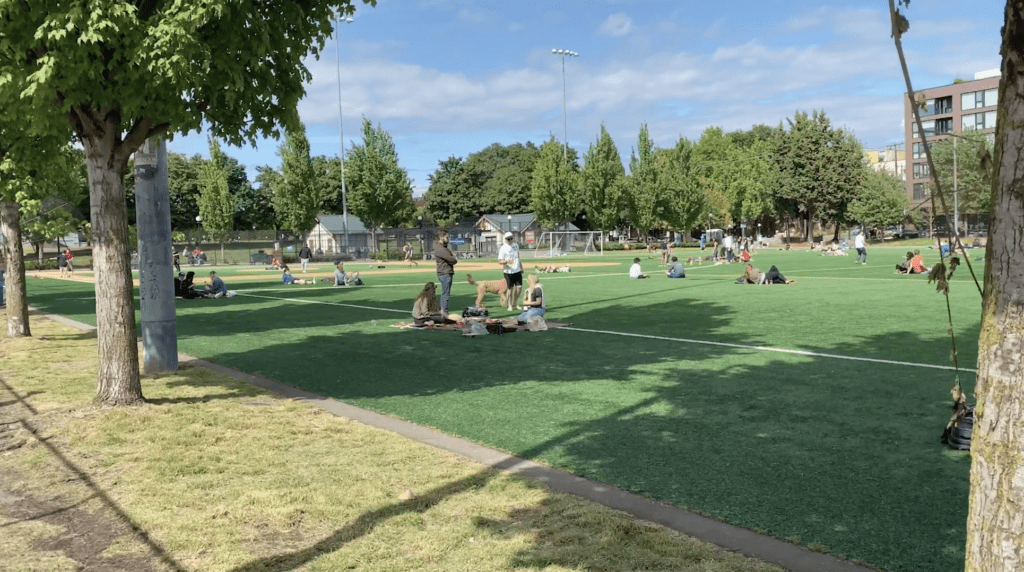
[903,70,999,216]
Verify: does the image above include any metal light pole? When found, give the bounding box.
[336,15,353,253]
[551,49,578,159]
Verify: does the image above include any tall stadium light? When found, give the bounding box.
[551,49,579,159]
[336,15,354,252]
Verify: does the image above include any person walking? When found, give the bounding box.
[497,231,522,311]
[298,243,313,273]
[433,230,458,316]
[854,231,867,265]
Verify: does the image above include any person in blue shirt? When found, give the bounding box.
[281,265,313,285]
[204,271,228,298]
[665,256,686,278]
[699,232,707,251]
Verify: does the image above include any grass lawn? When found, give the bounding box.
[0,318,782,572]
[23,244,983,571]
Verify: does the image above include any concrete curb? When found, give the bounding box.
[32,309,876,572]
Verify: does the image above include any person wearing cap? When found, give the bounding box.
[497,230,522,311]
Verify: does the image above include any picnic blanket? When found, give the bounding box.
[392,318,570,334]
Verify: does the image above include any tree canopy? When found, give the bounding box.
[346,117,415,242]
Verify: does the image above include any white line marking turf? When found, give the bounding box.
[235,291,974,373]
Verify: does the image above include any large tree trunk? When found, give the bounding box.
[0,200,30,337]
[965,3,1024,569]
[83,134,143,406]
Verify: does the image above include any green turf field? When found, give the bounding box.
[25,245,984,572]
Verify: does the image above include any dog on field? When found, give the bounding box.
[466,273,511,310]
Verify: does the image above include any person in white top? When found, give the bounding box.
[629,258,649,279]
[497,231,523,309]
[854,231,867,265]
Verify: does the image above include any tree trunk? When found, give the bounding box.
[966,3,1024,569]
[220,241,225,265]
[0,200,30,337]
[35,240,44,263]
[83,135,144,406]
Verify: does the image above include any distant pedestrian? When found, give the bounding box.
[298,244,313,273]
[58,250,70,278]
[434,230,458,316]
[854,231,867,265]
[172,248,181,273]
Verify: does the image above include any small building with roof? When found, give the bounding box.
[307,214,380,258]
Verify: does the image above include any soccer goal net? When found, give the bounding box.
[527,231,604,257]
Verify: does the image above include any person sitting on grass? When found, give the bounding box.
[909,250,930,274]
[412,282,453,326]
[764,265,797,285]
[666,256,686,278]
[629,258,649,279]
[329,263,361,286]
[740,249,751,263]
[204,271,228,298]
[896,251,914,274]
[517,273,545,324]
[282,267,314,285]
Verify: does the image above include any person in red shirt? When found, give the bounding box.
[909,250,929,274]
[62,249,74,275]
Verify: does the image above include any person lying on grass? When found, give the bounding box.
[741,263,764,284]
[763,265,797,285]
[281,267,314,285]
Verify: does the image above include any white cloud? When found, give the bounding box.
[599,13,634,37]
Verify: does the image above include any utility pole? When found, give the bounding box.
[134,137,177,373]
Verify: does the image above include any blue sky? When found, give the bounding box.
[168,0,1005,196]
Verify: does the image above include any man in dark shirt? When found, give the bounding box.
[298,244,313,273]
[433,230,458,317]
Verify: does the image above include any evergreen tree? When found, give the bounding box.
[622,124,660,235]
[580,124,625,232]
[346,117,415,248]
[927,131,993,226]
[424,156,471,226]
[272,122,320,237]
[530,135,580,228]
[197,136,235,263]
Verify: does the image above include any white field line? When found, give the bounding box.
[562,326,975,372]
[236,292,974,373]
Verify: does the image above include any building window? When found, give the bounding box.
[935,117,953,134]
[912,142,932,159]
[913,183,928,200]
[962,88,999,111]
[913,162,931,179]
[912,119,935,137]
[962,111,998,131]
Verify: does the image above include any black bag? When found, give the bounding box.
[462,306,489,318]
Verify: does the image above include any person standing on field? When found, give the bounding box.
[854,231,867,265]
[434,230,458,317]
[497,231,522,311]
[298,243,313,273]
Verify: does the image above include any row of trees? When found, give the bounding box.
[424,111,912,241]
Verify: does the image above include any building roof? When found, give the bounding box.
[475,213,580,231]
[316,214,372,235]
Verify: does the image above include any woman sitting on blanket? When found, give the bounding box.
[517,273,545,324]
[412,282,456,326]
[895,251,914,274]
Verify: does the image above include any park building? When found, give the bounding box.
[903,69,999,232]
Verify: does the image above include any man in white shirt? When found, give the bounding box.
[497,231,522,310]
[854,231,867,265]
[722,234,735,262]
[629,258,649,279]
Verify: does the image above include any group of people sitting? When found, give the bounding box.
[812,241,849,256]
[175,271,229,299]
[412,273,545,327]
[896,250,930,274]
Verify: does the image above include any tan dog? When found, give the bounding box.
[466,273,511,310]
